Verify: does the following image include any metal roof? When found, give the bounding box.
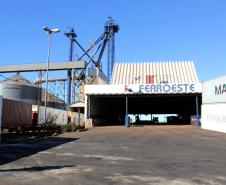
[69,101,85,108]
[111,61,199,84]
[0,73,37,87]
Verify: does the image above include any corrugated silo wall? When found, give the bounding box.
[0,84,41,105]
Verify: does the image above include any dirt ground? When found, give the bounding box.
[1,125,226,185]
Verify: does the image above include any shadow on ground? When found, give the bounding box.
[0,165,74,172]
[0,136,79,165]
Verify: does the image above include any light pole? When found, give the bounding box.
[42,26,60,123]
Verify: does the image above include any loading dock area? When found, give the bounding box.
[85,83,202,127]
[87,94,201,126]
[84,61,202,127]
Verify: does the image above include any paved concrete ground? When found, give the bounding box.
[1,125,226,185]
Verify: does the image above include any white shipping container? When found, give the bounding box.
[201,103,226,133]
[202,75,226,104]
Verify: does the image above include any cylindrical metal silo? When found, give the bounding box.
[0,74,41,105]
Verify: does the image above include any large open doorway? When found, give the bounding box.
[87,94,201,126]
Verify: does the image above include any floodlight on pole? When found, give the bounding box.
[42,26,60,33]
[42,26,60,123]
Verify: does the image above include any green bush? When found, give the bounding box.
[41,112,58,130]
[41,112,78,134]
[61,123,78,133]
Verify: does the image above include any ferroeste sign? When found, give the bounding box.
[125,83,200,94]
[85,83,202,95]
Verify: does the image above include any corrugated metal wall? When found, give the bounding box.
[2,98,32,128]
[112,61,199,84]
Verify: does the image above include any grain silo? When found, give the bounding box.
[0,73,41,105]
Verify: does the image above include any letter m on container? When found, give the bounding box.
[146,75,154,84]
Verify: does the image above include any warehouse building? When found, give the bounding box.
[202,75,226,133]
[84,61,202,127]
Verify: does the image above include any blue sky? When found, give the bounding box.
[1,0,226,81]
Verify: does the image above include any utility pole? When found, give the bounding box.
[42,26,60,123]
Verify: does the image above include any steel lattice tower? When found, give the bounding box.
[105,17,119,83]
[64,28,77,105]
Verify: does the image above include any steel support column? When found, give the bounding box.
[195,95,199,127]
[87,95,91,119]
[125,95,129,127]
[78,107,80,131]
[44,32,52,123]
[65,28,76,106]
